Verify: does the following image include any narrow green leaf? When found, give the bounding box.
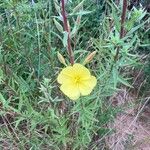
[63,31,68,47]
[126,20,149,36]
[118,76,133,88]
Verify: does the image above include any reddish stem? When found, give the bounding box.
[61,0,74,65]
[114,0,127,61]
[120,0,127,39]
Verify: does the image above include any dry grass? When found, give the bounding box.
[105,88,150,150]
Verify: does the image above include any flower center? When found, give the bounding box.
[74,76,81,84]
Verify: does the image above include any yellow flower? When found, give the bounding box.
[57,63,97,100]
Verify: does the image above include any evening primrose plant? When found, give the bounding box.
[55,0,97,100]
[0,0,148,149]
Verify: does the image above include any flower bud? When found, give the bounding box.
[53,18,63,33]
[73,0,84,14]
[83,51,97,65]
[54,0,60,13]
[57,52,67,66]
[67,21,71,33]
[76,15,81,25]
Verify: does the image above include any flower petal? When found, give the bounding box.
[87,75,97,89]
[79,76,97,96]
[73,63,91,80]
[57,66,74,84]
[60,83,80,100]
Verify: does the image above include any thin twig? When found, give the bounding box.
[61,0,74,65]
